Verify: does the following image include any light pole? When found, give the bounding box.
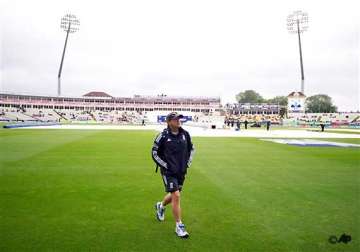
[287,10,308,94]
[58,14,80,96]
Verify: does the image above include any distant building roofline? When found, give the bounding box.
[287,91,306,98]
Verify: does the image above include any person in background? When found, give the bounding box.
[266,120,271,131]
[320,123,325,132]
[236,120,241,130]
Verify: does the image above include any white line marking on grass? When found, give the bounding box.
[15,124,360,138]
[260,139,360,147]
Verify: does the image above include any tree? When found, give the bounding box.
[306,94,337,113]
[235,90,265,103]
[266,96,288,106]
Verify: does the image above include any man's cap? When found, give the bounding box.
[166,112,184,121]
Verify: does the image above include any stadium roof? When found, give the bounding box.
[83,91,112,98]
[0,92,221,103]
[287,92,306,98]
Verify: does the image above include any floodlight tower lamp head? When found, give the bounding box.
[287,10,309,34]
[60,13,80,33]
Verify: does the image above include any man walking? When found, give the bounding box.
[320,123,325,132]
[266,120,271,131]
[244,119,248,129]
[151,112,195,238]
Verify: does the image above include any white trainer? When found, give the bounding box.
[155,202,165,221]
[175,223,189,238]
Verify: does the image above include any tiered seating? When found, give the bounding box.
[2,109,36,122]
[0,109,10,121]
[24,108,62,122]
[285,113,359,127]
[56,109,145,124]
[55,110,93,122]
[116,111,144,124]
[225,114,281,124]
[90,111,111,123]
[2,106,357,128]
[349,116,360,127]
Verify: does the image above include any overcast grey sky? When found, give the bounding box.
[0,0,359,111]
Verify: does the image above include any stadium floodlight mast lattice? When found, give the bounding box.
[287,10,308,94]
[57,14,80,96]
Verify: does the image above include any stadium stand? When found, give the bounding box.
[225,101,359,128]
[1,108,37,122]
[23,108,62,122]
[283,113,360,127]
[1,92,359,128]
[224,114,282,127]
[225,103,281,115]
[0,92,222,125]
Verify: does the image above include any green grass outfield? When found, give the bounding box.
[1,128,359,251]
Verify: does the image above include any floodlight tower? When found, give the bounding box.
[287,10,308,94]
[57,14,80,96]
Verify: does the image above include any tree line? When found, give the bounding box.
[235,90,337,113]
